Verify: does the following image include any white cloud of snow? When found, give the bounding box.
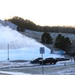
[0,23,47,49]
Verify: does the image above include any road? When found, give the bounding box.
[0,63,75,75]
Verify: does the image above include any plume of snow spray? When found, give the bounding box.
[0,23,48,49]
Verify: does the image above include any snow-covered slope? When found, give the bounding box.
[0,23,46,49]
[0,20,63,61]
[0,20,17,29]
[24,29,75,41]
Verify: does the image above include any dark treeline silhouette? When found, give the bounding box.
[54,34,72,54]
[6,16,75,33]
[41,32,53,44]
[42,26,75,34]
[6,16,37,31]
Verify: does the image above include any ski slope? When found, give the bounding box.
[0,20,63,61]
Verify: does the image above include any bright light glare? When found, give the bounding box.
[0,0,75,26]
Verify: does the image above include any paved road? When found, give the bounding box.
[0,73,10,75]
[0,64,75,75]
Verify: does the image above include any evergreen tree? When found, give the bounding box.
[54,34,72,53]
[54,34,62,48]
[41,32,53,44]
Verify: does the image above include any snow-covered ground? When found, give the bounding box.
[0,20,64,75]
[0,59,74,75]
[0,21,63,61]
[0,71,30,75]
[0,20,75,75]
[0,48,63,61]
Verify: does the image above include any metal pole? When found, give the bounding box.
[7,44,9,61]
[42,54,44,74]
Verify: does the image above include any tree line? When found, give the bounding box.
[6,16,75,33]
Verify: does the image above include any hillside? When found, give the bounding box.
[0,20,65,61]
[21,29,75,51]
[7,16,75,33]
[1,19,75,51]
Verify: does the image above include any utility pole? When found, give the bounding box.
[40,47,45,74]
[7,44,9,61]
